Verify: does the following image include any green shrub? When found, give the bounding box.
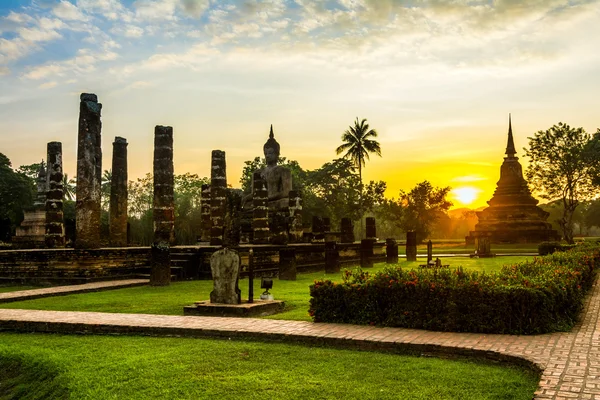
[309,243,600,334]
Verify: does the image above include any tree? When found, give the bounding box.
[62,173,76,201]
[399,181,452,243]
[336,117,382,235]
[335,117,382,189]
[524,123,600,244]
[0,153,34,239]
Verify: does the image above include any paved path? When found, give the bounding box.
[0,279,148,303]
[0,279,598,399]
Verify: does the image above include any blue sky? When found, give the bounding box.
[1,0,600,208]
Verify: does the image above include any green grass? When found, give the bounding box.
[0,332,539,400]
[420,242,539,254]
[0,256,532,321]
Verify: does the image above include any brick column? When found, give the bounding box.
[151,125,174,286]
[210,150,227,246]
[312,216,324,242]
[200,184,211,242]
[45,141,65,248]
[109,137,128,247]
[75,93,102,249]
[252,171,270,244]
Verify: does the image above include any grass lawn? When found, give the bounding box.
[420,242,539,254]
[0,256,532,321]
[0,332,539,399]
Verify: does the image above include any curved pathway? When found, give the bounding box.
[1,280,599,399]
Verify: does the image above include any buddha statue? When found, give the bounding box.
[243,125,292,210]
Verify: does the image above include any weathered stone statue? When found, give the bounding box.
[243,125,292,211]
[240,126,301,244]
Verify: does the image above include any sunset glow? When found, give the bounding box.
[1,1,599,211]
[451,186,483,208]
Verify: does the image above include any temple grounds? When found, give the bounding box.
[0,257,532,319]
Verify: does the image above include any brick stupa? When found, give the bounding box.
[466,116,559,243]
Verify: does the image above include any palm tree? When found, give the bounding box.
[62,174,76,201]
[335,117,382,191]
[336,117,382,237]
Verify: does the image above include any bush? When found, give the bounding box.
[538,241,577,255]
[309,243,600,334]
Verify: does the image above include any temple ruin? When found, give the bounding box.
[466,116,560,243]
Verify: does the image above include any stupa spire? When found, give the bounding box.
[505,114,516,157]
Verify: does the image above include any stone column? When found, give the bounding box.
[109,137,128,247]
[288,190,303,243]
[366,217,376,239]
[210,150,227,246]
[279,248,297,280]
[340,218,355,243]
[325,241,340,273]
[270,210,288,245]
[75,93,102,249]
[406,231,417,261]
[386,238,398,264]
[200,184,211,242]
[252,171,270,244]
[45,142,65,248]
[360,239,374,269]
[151,125,174,286]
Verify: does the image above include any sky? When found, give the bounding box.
[1,0,599,210]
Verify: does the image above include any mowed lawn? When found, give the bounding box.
[0,256,533,320]
[0,333,539,400]
[0,256,540,399]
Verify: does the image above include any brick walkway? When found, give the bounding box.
[0,279,148,303]
[0,280,599,399]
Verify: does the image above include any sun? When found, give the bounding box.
[451,186,481,207]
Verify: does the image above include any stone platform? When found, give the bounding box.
[183,299,285,317]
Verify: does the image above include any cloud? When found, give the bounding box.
[38,81,58,89]
[181,0,210,17]
[133,0,178,21]
[124,25,144,37]
[53,1,88,21]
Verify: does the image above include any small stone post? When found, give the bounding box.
[406,231,417,262]
[386,238,398,264]
[45,142,65,248]
[288,190,303,243]
[109,137,128,247]
[151,125,174,286]
[340,218,355,243]
[200,184,211,242]
[322,217,331,233]
[279,248,297,280]
[252,171,270,244]
[427,240,433,264]
[210,150,227,246]
[75,93,102,249]
[360,238,374,269]
[312,216,324,242]
[325,241,340,273]
[366,217,376,240]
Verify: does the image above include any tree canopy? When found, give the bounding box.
[524,122,600,243]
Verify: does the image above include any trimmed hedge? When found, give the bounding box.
[538,241,577,256]
[309,243,600,334]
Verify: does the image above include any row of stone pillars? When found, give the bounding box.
[40,94,129,250]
